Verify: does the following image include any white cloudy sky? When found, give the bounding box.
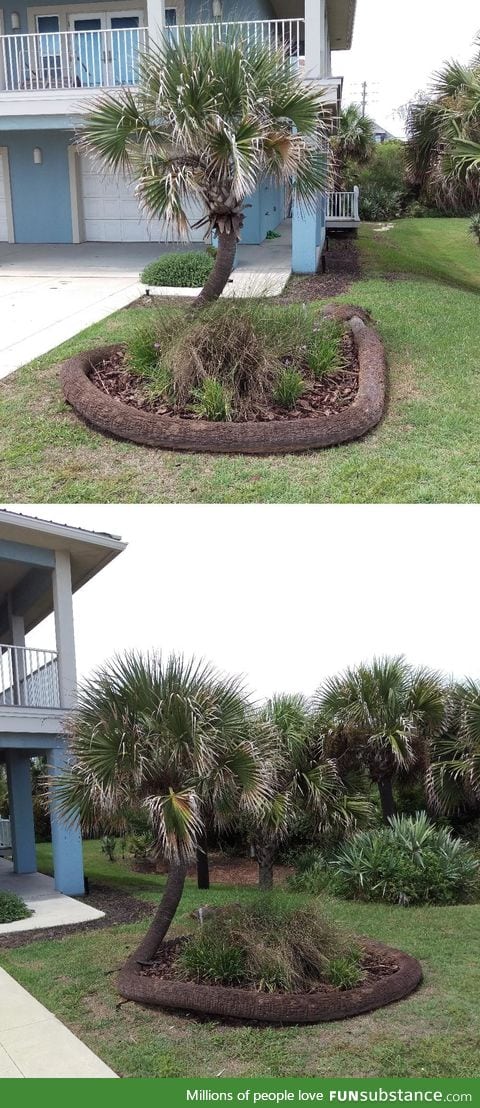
[9,504,480,702]
[332,0,480,137]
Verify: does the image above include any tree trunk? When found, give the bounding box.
[256,843,275,890]
[196,833,210,890]
[378,777,396,823]
[195,229,238,308]
[124,860,187,967]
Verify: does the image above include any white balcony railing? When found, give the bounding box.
[176,19,305,61]
[0,19,305,93]
[326,187,360,224]
[0,645,60,709]
[0,25,148,92]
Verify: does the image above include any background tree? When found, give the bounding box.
[427,679,480,824]
[332,103,375,186]
[53,652,270,969]
[250,693,372,888]
[317,656,446,823]
[406,34,480,212]
[81,29,328,304]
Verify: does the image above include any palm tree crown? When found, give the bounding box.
[427,679,480,817]
[317,656,446,822]
[80,29,329,302]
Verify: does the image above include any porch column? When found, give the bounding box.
[6,751,36,874]
[52,549,77,710]
[304,0,325,80]
[292,192,326,274]
[146,0,164,45]
[49,747,85,896]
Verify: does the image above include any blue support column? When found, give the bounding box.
[6,751,36,874]
[292,191,326,274]
[49,747,85,896]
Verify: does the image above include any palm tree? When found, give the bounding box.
[317,657,446,823]
[332,104,375,185]
[250,694,372,888]
[406,35,480,210]
[53,651,270,968]
[80,29,329,305]
[427,679,480,820]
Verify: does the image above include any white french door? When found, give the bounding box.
[67,10,143,87]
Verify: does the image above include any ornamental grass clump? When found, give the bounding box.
[176,895,363,992]
[123,301,350,421]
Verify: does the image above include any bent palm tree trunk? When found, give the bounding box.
[121,860,187,971]
[195,228,238,307]
[256,842,275,889]
[196,831,210,890]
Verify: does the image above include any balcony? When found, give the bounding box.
[0,19,304,95]
[0,645,60,710]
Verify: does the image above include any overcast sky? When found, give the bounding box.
[332,0,480,137]
[8,504,480,703]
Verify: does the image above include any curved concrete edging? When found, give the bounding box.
[60,306,387,456]
[117,940,422,1024]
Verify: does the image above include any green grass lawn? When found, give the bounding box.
[1,218,479,503]
[359,217,480,293]
[0,840,479,1079]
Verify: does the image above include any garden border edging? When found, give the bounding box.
[117,939,422,1023]
[60,306,387,455]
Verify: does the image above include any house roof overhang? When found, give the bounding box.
[327,0,357,51]
[0,510,126,637]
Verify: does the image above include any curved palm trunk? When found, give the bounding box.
[123,861,187,968]
[378,778,396,823]
[195,229,238,308]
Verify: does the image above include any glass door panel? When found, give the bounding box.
[73,17,103,88]
[110,15,140,86]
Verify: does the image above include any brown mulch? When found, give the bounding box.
[279,233,362,303]
[88,330,359,424]
[139,936,399,995]
[0,883,151,950]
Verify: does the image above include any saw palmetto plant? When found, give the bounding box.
[427,679,480,818]
[80,29,329,304]
[52,651,270,966]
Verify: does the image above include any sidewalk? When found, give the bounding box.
[0,967,117,1077]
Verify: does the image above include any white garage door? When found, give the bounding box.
[0,153,10,242]
[79,156,205,243]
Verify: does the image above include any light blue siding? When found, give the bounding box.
[185,0,275,23]
[5,751,36,874]
[2,130,73,243]
[242,179,283,245]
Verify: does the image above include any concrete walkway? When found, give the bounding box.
[0,967,117,1076]
[0,859,104,934]
[0,227,292,378]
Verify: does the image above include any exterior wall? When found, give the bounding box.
[185,0,275,22]
[242,178,283,245]
[0,128,73,240]
[0,0,148,36]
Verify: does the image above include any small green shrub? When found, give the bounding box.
[126,322,160,377]
[328,813,480,906]
[176,894,361,992]
[288,858,331,895]
[274,367,305,409]
[328,953,363,990]
[192,377,231,421]
[101,835,116,862]
[0,890,32,924]
[140,252,214,288]
[307,321,346,377]
[469,214,480,246]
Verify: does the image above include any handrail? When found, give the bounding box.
[326,187,360,222]
[0,644,60,709]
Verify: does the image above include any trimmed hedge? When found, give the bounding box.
[140,251,214,288]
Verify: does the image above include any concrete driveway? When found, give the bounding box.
[0,242,165,378]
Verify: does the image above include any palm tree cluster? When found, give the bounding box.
[332,103,376,186]
[54,651,480,970]
[406,33,480,211]
[81,29,328,304]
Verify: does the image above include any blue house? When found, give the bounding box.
[0,510,125,895]
[0,0,356,271]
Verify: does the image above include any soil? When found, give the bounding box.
[151,853,293,886]
[88,330,359,424]
[0,883,150,950]
[139,936,400,995]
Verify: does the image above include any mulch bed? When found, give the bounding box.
[88,330,359,424]
[0,883,150,950]
[139,937,399,996]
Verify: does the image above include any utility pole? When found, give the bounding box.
[361,80,368,118]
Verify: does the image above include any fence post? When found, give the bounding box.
[353,185,360,221]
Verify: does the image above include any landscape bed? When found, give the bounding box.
[60,305,387,455]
